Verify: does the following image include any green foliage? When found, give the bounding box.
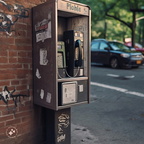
[73,0,144,45]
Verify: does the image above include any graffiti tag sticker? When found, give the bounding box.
[35,13,52,42]
[6,126,18,138]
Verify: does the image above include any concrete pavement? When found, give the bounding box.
[71,123,99,144]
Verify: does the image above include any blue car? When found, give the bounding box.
[91,39,143,68]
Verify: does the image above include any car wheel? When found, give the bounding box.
[110,57,119,68]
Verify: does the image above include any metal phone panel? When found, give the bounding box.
[62,81,77,105]
[32,0,57,110]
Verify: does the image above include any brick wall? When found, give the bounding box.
[0,0,48,143]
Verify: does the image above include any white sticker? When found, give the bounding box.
[40,49,48,65]
[40,89,44,99]
[35,13,52,43]
[46,92,52,103]
[79,68,83,76]
[79,85,84,92]
[36,68,41,79]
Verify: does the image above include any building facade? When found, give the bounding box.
[0,0,47,143]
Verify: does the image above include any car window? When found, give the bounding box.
[99,42,109,50]
[109,42,130,52]
[91,42,99,51]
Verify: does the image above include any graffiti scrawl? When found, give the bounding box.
[57,114,70,143]
[0,86,29,107]
[0,0,29,35]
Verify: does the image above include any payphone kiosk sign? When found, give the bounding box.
[58,0,89,15]
[32,0,91,110]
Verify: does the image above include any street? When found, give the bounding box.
[71,64,144,144]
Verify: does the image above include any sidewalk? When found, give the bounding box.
[71,124,99,144]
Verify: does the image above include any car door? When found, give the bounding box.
[91,41,100,63]
[98,41,111,65]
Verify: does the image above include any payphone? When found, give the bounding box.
[32,0,91,143]
[32,0,91,110]
[58,30,84,78]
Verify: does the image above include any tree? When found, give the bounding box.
[73,0,144,46]
[105,0,144,46]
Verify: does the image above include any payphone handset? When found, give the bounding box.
[75,39,83,67]
[64,30,84,77]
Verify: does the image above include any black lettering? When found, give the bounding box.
[67,3,81,12]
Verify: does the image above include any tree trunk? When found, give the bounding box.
[132,11,136,47]
[104,20,107,39]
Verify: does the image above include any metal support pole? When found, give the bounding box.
[46,108,71,144]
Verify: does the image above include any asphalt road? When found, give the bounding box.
[71,64,144,144]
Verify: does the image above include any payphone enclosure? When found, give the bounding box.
[32,0,91,110]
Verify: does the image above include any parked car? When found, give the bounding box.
[91,39,143,68]
[125,42,144,55]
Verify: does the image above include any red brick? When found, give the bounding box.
[18,58,32,64]
[27,25,32,37]
[0,122,5,128]
[15,110,32,119]
[0,74,16,80]
[16,85,27,91]
[22,115,32,123]
[15,69,31,77]
[6,118,21,126]
[9,51,17,57]
[0,0,47,143]
[0,81,10,87]
[0,101,5,105]
[0,64,22,69]
[0,37,15,45]
[0,57,8,63]
[0,127,8,134]
[17,121,33,135]
[9,57,18,63]
[18,51,27,57]
[9,45,32,51]
[23,64,29,69]
[0,115,14,122]
[15,38,32,45]
[11,80,20,85]
[27,51,32,57]
[19,105,32,112]
[15,30,27,37]
[15,23,27,30]
[21,79,28,85]
[4,86,15,92]
[0,106,7,111]
[0,50,7,57]
[2,110,14,116]
[0,45,9,50]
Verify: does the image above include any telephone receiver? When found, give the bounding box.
[75,39,83,67]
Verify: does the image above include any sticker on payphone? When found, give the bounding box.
[40,48,48,65]
[62,81,77,105]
